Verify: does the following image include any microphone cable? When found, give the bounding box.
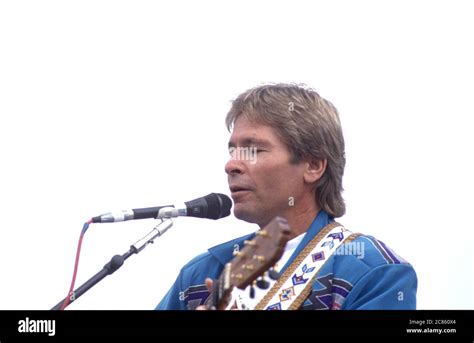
[59,219,93,310]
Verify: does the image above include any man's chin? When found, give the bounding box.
[233,203,285,228]
[233,207,259,224]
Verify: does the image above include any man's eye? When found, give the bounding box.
[227,147,262,157]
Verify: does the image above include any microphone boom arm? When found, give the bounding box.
[51,219,174,310]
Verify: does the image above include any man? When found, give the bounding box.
[156,83,417,310]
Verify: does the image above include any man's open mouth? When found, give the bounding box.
[230,186,251,193]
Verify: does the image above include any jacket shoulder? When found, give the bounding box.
[332,234,417,309]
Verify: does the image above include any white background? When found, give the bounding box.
[0,0,473,310]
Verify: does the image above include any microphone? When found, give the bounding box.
[91,193,232,223]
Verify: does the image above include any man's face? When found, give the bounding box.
[225,116,309,227]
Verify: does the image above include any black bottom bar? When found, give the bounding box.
[1,310,472,341]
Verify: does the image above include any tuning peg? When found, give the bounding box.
[243,240,256,246]
[255,230,269,237]
[240,263,255,271]
[268,268,280,280]
[233,251,243,257]
[249,281,256,299]
[252,254,265,262]
[256,276,270,289]
[231,273,243,280]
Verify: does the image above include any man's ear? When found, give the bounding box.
[303,159,327,185]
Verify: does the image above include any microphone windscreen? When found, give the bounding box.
[205,193,232,219]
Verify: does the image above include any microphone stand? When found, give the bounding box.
[51,218,174,310]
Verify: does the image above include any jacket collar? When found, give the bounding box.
[208,232,256,266]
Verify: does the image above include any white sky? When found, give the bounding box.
[0,0,473,310]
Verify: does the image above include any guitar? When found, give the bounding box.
[206,216,292,310]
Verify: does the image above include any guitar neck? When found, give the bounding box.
[208,263,232,310]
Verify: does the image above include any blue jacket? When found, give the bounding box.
[156,211,417,310]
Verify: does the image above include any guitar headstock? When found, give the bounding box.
[210,216,292,309]
[230,216,292,289]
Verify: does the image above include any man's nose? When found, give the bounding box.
[225,154,245,175]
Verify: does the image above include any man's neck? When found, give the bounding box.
[284,206,320,240]
[259,204,321,240]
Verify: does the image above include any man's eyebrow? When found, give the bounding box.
[228,138,271,148]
